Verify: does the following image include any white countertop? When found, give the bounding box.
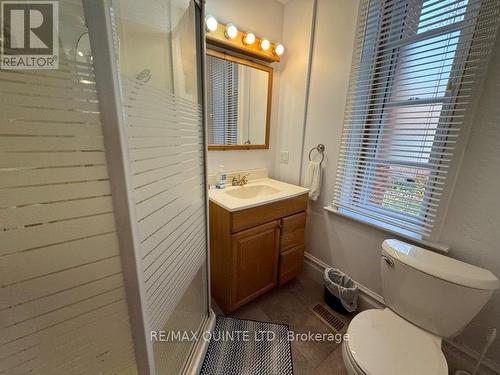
[209,178,309,212]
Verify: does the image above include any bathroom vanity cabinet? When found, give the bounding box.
[209,193,308,313]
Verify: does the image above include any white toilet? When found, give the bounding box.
[342,239,499,375]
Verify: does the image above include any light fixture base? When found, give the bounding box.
[205,21,282,63]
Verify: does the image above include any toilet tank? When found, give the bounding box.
[381,239,499,338]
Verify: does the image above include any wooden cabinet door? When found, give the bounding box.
[231,220,280,310]
[279,244,305,285]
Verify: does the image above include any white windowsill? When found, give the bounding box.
[323,205,450,253]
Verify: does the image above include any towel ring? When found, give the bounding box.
[308,144,325,165]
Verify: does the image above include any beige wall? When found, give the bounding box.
[273,0,316,185]
[437,29,500,361]
[301,0,500,366]
[237,66,269,145]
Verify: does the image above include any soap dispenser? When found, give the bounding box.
[216,165,227,189]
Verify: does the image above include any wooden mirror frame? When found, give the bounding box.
[206,48,273,150]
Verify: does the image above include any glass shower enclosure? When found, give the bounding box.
[0,0,210,372]
[91,0,211,373]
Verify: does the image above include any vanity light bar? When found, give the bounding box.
[205,16,283,63]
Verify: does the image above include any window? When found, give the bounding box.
[333,0,500,239]
[206,54,239,144]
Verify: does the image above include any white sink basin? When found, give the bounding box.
[225,184,280,199]
[209,178,309,212]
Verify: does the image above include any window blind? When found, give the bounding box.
[332,0,500,239]
[206,55,239,144]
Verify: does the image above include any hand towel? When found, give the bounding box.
[304,160,322,201]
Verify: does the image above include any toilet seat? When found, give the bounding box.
[344,308,448,375]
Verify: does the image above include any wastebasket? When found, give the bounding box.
[324,268,359,314]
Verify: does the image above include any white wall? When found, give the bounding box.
[301,0,500,366]
[247,69,268,144]
[205,0,284,174]
[273,0,316,185]
[437,30,500,360]
[237,67,268,144]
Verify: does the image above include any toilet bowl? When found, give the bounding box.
[342,339,365,375]
[342,239,499,375]
[342,308,447,375]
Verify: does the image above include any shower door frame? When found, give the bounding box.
[83,0,214,374]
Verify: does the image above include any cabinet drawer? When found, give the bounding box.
[231,193,308,233]
[278,244,305,285]
[280,212,306,251]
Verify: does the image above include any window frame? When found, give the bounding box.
[346,0,479,238]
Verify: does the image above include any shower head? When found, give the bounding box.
[136,69,152,83]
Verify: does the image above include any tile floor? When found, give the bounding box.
[212,273,353,375]
[211,273,496,375]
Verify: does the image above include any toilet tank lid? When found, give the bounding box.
[382,239,499,291]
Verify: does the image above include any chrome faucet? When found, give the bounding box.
[231,173,250,186]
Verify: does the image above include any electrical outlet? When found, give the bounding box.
[280,151,289,164]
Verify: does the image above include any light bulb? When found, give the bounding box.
[225,24,238,39]
[205,16,218,32]
[274,43,285,56]
[260,39,270,51]
[243,33,256,45]
[205,15,218,32]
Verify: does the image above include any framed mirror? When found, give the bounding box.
[206,49,272,150]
